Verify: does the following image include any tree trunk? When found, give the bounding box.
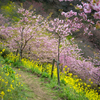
[19,49,23,59]
[16,49,18,56]
[58,35,61,62]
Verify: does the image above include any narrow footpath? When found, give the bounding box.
[13,68,62,100]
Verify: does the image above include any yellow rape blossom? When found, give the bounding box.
[5,73,9,76]
[19,82,21,85]
[2,79,4,82]
[89,78,91,82]
[7,89,11,92]
[10,84,14,90]
[5,81,8,85]
[21,84,23,87]
[0,91,5,98]
[19,75,21,77]
[65,66,67,68]
[12,80,14,83]
[2,49,5,52]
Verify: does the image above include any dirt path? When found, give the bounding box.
[13,68,62,100]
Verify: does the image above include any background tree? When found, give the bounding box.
[0,8,45,59]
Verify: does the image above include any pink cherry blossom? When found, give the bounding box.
[82,3,91,13]
[93,11,100,19]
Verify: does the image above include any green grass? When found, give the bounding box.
[40,77,89,100]
[0,56,35,100]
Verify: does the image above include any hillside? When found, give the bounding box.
[0,1,100,99]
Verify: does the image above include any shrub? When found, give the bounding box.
[3,65,16,79]
[1,1,21,22]
[0,63,27,100]
[0,46,10,58]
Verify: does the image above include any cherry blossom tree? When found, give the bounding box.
[46,14,83,62]
[0,8,47,59]
[0,8,59,63]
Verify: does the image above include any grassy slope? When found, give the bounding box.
[0,1,100,100]
[0,56,62,100]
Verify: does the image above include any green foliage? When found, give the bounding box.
[66,35,73,40]
[12,61,22,68]
[42,62,50,72]
[0,45,10,58]
[3,65,16,79]
[60,79,66,85]
[4,57,22,68]
[34,67,41,74]
[1,1,21,22]
[3,53,22,68]
[66,35,74,45]
[0,56,5,64]
[59,44,62,48]
[31,66,41,74]
[0,62,27,100]
[31,67,35,73]
[4,58,12,64]
[42,72,49,78]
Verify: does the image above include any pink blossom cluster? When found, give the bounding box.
[0,14,3,19]
[29,35,58,62]
[82,2,91,13]
[82,0,100,19]
[47,17,83,38]
[60,54,100,84]
[59,39,100,84]
[59,0,100,19]
[91,0,100,11]
[75,4,82,10]
[0,14,9,26]
[61,10,77,18]
[17,8,25,13]
[93,11,100,19]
